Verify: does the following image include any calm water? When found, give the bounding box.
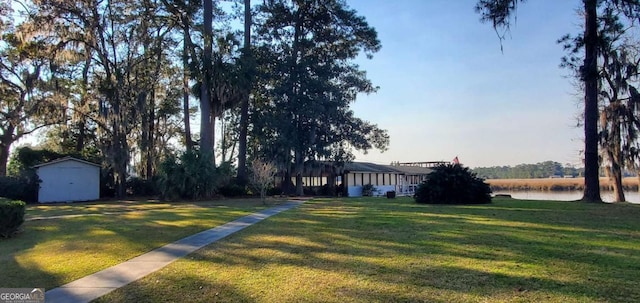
[493,190,640,204]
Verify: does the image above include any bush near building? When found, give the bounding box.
[415,164,492,204]
[0,199,26,238]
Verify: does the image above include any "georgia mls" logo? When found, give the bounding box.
[0,288,45,303]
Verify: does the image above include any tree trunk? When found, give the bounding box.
[76,45,92,152]
[582,0,602,203]
[281,156,294,195]
[140,90,150,178]
[0,122,17,177]
[327,170,336,196]
[291,7,303,197]
[237,0,252,186]
[115,105,128,198]
[111,80,128,198]
[183,9,193,152]
[221,114,227,161]
[211,115,216,166]
[228,130,237,163]
[282,169,292,195]
[200,0,214,157]
[607,149,625,202]
[610,109,625,202]
[0,141,10,177]
[611,164,625,202]
[295,149,304,196]
[145,41,164,179]
[146,91,156,179]
[113,130,128,198]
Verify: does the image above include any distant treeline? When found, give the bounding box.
[472,161,584,179]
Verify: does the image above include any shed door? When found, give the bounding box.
[41,167,90,202]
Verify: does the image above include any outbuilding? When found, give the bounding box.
[34,157,101,203]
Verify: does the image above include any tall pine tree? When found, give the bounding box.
[253,0,389,196]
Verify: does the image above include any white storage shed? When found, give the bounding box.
[35,157,101,203]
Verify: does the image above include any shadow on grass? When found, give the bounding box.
[11,197,640,301]
[26,198,278,219]
[94,272,253,303]
[1,200,272,290]
[161,198,640,302]
[0,238,63,292]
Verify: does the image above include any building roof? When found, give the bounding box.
[386,165,433,175]
[343,162,401,173]
[304,160,435,175]
[33,156,101,168]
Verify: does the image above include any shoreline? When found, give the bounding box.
[486,177,639,192]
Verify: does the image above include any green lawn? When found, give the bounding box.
[3,197,640,302]
[96,197,640,303]
[0,199,278,290]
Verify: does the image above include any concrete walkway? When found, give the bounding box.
[45,201,304,303]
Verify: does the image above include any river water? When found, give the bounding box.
[493,190,640,203]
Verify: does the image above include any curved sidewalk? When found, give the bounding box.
[45,201,304,303]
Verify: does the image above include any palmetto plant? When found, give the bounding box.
[158,150,218,200]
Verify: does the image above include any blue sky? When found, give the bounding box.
[347,0,586,168]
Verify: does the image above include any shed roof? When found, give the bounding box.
[33,156,101,168]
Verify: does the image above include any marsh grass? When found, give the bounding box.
[487,177,639,191]
[97,197,640,303]
[0,199,279,290]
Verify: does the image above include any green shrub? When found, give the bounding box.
[303,187,317,196]
[0,199,26,238]
[0,175,38,203]
[100,168,116,198]
[319,184,340,196]
[158,150,220,200]
[361,184,376,196]
[218,183,248,197]
[266,187,283,196]
[126,177,159,196]
[7,147,65,177]
[415,164,492,204]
